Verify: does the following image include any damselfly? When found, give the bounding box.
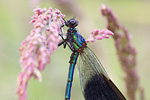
[58,18,126,100]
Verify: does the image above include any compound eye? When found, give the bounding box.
[70,20,76,24]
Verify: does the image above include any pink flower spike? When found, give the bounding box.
[100,4,142,100]
[55,9,61,14]
[17,7,65,100]
[86,29,114,42]
[33,67,42,82]
[105,35,110,38]
[30,19,36,23]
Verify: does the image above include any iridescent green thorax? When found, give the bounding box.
[71,28,87,52]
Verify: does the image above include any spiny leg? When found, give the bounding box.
[58,22,75,51]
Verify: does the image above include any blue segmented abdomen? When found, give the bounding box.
[65,52,79,99]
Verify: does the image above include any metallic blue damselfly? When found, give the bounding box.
[58,18,126,100]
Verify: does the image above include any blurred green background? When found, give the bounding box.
[0,0,150,100]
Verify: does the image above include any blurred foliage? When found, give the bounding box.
[0,0,150,100]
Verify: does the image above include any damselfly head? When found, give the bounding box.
[65,18,78,28]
